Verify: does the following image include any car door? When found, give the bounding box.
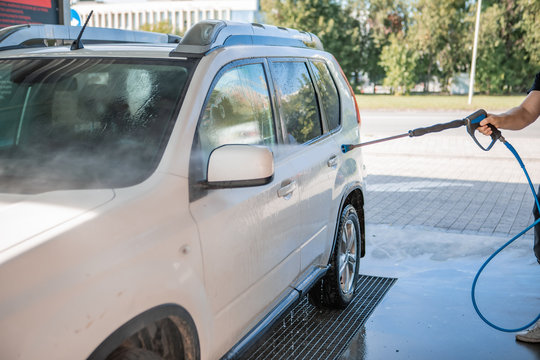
[268,59,339,273]
[188,60,302,345]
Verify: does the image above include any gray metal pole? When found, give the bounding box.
[58,0,71,25]
[468,0,482,105]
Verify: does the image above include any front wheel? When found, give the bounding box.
[309,204,361,309]
[105,316,199,360]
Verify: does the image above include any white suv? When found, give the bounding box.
[0,20,365,360]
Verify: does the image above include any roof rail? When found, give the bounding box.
[0,24,181,51]
[171,20,323,56]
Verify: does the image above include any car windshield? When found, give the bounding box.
[0,58,192,194]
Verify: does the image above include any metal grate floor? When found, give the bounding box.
[240,275,397,360]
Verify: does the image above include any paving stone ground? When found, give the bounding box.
[360,114,540,239]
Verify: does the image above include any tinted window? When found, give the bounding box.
[311,61,340,131]
[197,63,275,171]
[0,58,191,194]
[271,61,322,144]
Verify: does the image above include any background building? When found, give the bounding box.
[72,0,260,33]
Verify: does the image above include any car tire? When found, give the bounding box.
[105,317,193,360]
[106,347,164,360]
[309,204,360,309]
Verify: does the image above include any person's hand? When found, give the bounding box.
[478,113,501,136]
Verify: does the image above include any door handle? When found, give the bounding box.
[278,180,297,199]
[327,155,338,168]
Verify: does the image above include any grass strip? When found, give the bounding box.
[356,94,523,111]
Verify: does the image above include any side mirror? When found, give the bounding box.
[206,144,274,188]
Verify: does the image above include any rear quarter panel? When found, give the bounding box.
[322,54,366,264]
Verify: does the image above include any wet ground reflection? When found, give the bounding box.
[341,224,540,360]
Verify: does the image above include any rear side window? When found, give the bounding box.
[196,63,275,171]
[311,61,340,131]
[270,61,322,144]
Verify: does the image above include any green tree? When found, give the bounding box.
[409,0,470,92]
[517,0,540,68]
[379,33,418,94]
[475,0,537,94]
[365,0,412,44]
[261,0,368,82]
[362,0,412,85]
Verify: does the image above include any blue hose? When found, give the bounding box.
[471,140,540,332]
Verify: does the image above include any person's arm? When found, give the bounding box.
[478,90,540,135]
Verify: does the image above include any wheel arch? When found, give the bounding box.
[334,185,365,258]
[87,303,200,360]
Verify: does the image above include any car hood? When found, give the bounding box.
[0,189,115,254]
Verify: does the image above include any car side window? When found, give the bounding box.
[270,61,322,144]
[310,61,340,131]
[197,63,275,170]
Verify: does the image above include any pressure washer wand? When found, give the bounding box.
[341,119,467,153]
[340,108,539,332]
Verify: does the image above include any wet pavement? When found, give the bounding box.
[341,110,540,360]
